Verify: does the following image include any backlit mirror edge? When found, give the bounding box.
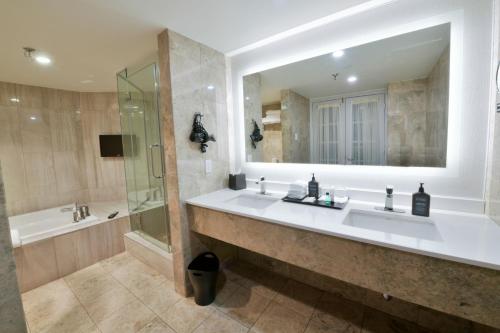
[233,11,464,179]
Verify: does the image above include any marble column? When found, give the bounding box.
[157,29,234,295]
[0,164,27,332]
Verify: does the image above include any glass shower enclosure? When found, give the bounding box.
[117,63,171,251]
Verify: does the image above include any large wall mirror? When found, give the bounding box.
[243,23,450,167]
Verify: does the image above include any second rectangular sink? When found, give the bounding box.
[225,193,279,210]
[343,209,442,241]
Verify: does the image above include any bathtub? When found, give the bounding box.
[10,201,131,292]
[8,201,128,247]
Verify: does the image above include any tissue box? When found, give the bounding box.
[229,173,246,190]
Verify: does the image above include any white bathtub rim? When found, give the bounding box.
[10,213,130,247]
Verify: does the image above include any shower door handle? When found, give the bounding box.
[149,144,164,179]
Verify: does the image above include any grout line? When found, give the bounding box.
[248,297,274,332]
[300,291,325,333]
[61,278,103,333]
[102,257,182,332]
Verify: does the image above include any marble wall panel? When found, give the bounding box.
[0,82,126,216]
[189,205,500,329]
[262,131,283,163]
[0,166,27,332]
[387,79,428,166]
[281,89,310,163]
[80,92,126,203]
[158,29,235,295]
[425,46,449,167]
[387,46,449,167]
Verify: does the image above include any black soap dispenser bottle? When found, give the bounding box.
[308,173,319,199]
[412,183,431,217]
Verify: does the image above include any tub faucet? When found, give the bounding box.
[256,177,266,195]
[72,202,90,223]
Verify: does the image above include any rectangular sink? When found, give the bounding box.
[342,209,442,241]
[225,194,279,210]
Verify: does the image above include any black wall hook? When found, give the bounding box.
[189,113,216,153]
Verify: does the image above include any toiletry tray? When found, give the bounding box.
[282,196,349,210]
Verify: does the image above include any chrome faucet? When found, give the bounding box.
[375,185,404,213]
[385,185,394,211]
[256,176,266,195]
[72,202,90,223]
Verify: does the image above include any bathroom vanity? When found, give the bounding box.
[187,189,500,329]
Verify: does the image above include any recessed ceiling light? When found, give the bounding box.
[10,97,19,103]
[35,55,51,65]
[207,85,215,90]
[29,116,37,120]
[332,50,345,58]
[347,75,358,83]
[245,96,250,101]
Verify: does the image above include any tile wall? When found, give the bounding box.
[281,89,310,163]
[0,82,126,216]
[387,46,449,167]
[158,29,235,295]
[0,166,27,332]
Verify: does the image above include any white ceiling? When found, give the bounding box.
[0,0,370,92]
[258,23,450,104]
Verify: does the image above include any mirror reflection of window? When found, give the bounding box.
[243,23,450,168]
[311,94,385,165]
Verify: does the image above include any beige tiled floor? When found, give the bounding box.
[22,252,438,333]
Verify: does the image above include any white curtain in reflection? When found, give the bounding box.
[345,94,385,165]
[311,93,385,165]
[311,99,344,164]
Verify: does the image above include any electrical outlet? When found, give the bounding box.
[205,159,212,174]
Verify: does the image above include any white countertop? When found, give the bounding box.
[186,189,500,271]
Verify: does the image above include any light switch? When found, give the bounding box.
[205,159,212,174]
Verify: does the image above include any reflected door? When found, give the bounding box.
[310,99,345,164]
[345,94,386,165]
[311,93,386,166]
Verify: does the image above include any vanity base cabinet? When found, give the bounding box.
[188,205,500,329]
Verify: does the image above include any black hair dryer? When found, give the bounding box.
[189,113,216,153]
[250,119,263,149]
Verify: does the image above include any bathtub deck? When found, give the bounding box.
[14,215,130,292]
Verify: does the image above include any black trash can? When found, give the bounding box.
[188,252,219,306]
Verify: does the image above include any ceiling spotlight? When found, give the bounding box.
[347,75,357,83]
[245,96,250,101]
[35,55,51,65]
[10,97,19,103]
[332,50,345,58]
[207,85,215,90]
[23,47,52,65]
[29,116,37,120]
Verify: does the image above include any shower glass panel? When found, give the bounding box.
[117,63,171,251]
